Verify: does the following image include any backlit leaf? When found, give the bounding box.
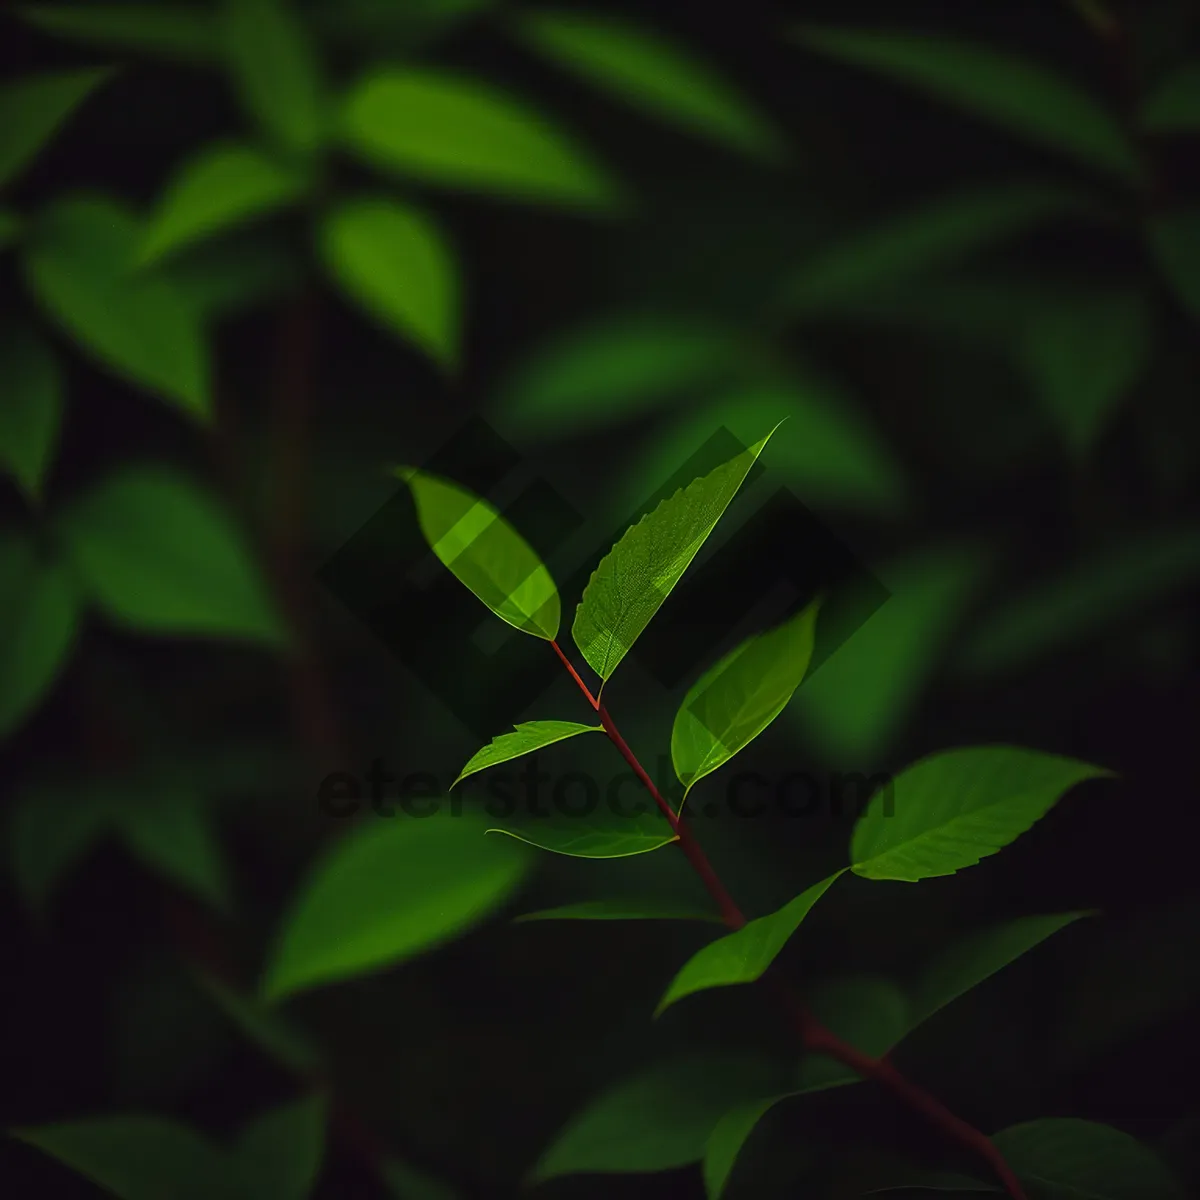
[18,5,220,63]
[453,720,603,788]
[0,321,62,500]
[487,806,677,859]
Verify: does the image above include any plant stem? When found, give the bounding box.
[549,640,1028,1200]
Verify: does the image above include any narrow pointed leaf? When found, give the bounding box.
[573,423,779,684]
[0,67,113,188]
[513,10,784,160]
[672,597,820,799]
[397,466,560,639]
[24,195,211,419]
[339,67,620,209]
[656,871,844,1015]
[487,807,676,859]
[231,1095,327,1200]
[1140,64,1200,134]
[514,899,722,923]
[453,720,603,788]
[320,198,460,370]
[851,745,1112,882]
[138,141,306,265]
[792,26,1141,183]
[18,5,220,63]
[261,810,530,1001]
[0,322,62,500]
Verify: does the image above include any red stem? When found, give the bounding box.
[549,640,1028,1200]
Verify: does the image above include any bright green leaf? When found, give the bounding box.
[512,10,784,160]
[851,745,1111,882]
[231,1095,326,1200]
[57,464,283,643]
[530,1052,787,1182]
[514,899,722,923]
[672,598,820,799]
[993,1119,1187,1200]
[24,195,211,418]
[261,810,531,1001]
[453,720,603,788]
[320,197,460,370]
[0,321,62,500]
[487,806,677,859]
[18,5,220,63]
[0,536,80,741]
[397,465,560,639]
[1141,64,1200,134]
[656,871,843,1015]
[221,0,325,154]
[339,66,620,209]
[1147,208,1200,322]
[573,423,779,686]
[0,67,113,188]
[792,26,1141,182]
[138,141,306,265]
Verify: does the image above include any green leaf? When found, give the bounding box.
[230,1095,326,1200]
[163,232,302,321]
[1018,285,1153,457]
[138,141,306,265]
[57,463,283,643]
[0,321,62,500]
[702,1096,786,1200]
[0,67,113,188]
[339,66,620,210]
[993,1119,1187,1200]
[512,10,784,160]
[319,197,460,370]
[656,870,843,1015]
[380,1156,461,1200]
[1147,209,1200,322]
[792,26,1141,183]
[261,809,531,1001]
[779,184,1096,317]
[487,806,677,859]
[530,1052,787,1182]
[1140,63,1200,134]
[453,720,604,788]
[514,899,722,923]
[958,527,1200,676]
[12,1116,228,1200]
[18,5,220,63]
[0,536,80,741]
[397,465,560,639]
[573,423,779,686]
[496,314,744,439]
[851,745,1111,882]
[24,194,211,418]
[220,0,326,154]
[672,598,820,799]
[904,911,1093,1036]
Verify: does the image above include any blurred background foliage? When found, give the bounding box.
[1,0,1199,1196]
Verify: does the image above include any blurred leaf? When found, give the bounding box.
[453,720,604,788]
[18,5,219,63]
[57,463,283,643]
[163,230,301,320]
[230,1095,326,1200]
[779,184,1096,317]
[396,465,560,638]
[958,527,1200,676]
[261,810,531,1001]
[0,209,21,248]
[655,871,844,1015]
[380,1156,461,1200]
[513,9,784,160]
[514,899,722,923]
[573,423,779,685]
[320,197,460,370]
[993,1119,1187,1200]
[496,314,744,439]
[139,141,306,265]
[792,544,989,763]
[486,805,677,859]
[792,26,1141,182]
[530,1052,786,1182]
[0,67,113,188]
[851,745,1111,882]
[312,0,491,50]
[220,0,325,155]
[12,1116,228,1200]
[1140,63,1200,133]
[0,536,80,741]
[24,194,211,418]
[338,66,620,209]
[1017,285,1153,457]
[1147,208,1200,321]
[672,598,821,799]
[703,1096,786,1200]
[0,321,62,500]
